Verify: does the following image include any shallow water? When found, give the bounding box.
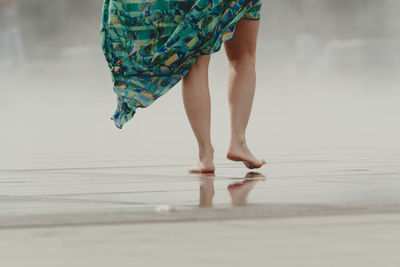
[1,147,399,228]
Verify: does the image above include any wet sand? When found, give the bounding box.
[0,148,399,266]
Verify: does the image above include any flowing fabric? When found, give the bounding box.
[100,0,262,129]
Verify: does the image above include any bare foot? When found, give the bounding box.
[227,141,266,169]
[188,160,215,173]
[189,146,215,173]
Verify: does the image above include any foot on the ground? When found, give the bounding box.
[188,160,215,173]
[227,142,266,169]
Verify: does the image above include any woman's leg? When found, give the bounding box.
[182,54,215,173]
[223,18,266,169]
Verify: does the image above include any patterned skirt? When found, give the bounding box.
[101,0,262,129]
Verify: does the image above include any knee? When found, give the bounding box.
[227,53,256,69]
[192,54,211,69]
[183,55,210,82]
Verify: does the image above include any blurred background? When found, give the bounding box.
[1,0,399,166]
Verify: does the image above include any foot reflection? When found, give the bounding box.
[197,172,266,207]
[199,173,215,207]
[228,172,266,206]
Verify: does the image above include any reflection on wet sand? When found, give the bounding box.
[198,172,266,208]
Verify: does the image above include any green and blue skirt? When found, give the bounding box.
[100,0,262,129]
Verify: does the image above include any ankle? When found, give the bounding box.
[229,137,247,148]
[198,144,214,160]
